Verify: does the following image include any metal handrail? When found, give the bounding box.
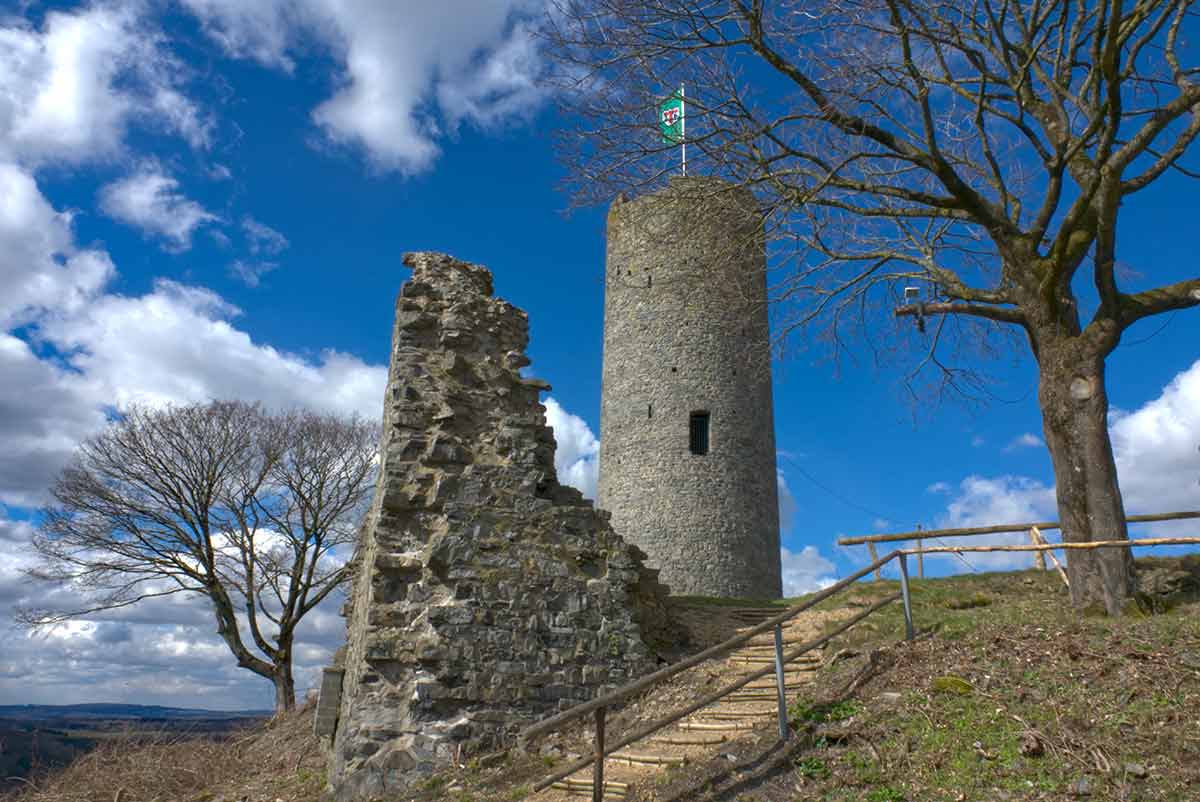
[520,548,901,743]
[520,549,917,799]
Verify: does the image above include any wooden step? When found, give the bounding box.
[743,680,810,691]
[678,720,757,732]
[609,751,686,767]
[695,710,764,721]
[553,778,628,800]
[650,731,727,746]
[743,639,812,649]
[727,691,794,702]
[729,655,822,666]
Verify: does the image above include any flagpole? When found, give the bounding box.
[680,84,687,176]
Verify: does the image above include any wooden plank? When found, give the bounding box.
[519,549,899,743]
[530,593,900,793]
[867,543,880,581]
[838,511,1200,546]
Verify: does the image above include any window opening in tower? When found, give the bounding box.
[689,412,710,455]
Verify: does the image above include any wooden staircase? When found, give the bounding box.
[537,609,828,801]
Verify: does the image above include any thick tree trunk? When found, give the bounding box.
[1037,340,1135,615]
[273,659,296,714]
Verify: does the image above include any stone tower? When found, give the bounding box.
[598,176,782,599]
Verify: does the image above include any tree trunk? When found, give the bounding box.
[1037,339,1135,615]
[273,659,296,714]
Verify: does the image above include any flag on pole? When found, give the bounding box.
[659,91,684,144]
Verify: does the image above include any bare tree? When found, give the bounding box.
[20,401,379,712]
[545,0,1200,614]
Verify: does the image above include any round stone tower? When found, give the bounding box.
[598,176,782,599]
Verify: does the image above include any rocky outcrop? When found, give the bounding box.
[325,252,672,800]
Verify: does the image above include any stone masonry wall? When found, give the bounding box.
[325,252,672,800]
[598,177,782,599]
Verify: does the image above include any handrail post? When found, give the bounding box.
[773,623,788,742]
[868,542,881,581]
[898,552,915,641]
[1031,527,1047,570]
[593,706,605,802]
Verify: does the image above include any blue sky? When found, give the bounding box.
[0,0,1197,711]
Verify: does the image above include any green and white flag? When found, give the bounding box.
[660,91,684,144]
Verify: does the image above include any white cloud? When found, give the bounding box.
[926,481,951,494]
[0,167,385,511]
[940,475,1058,529]
[0,3,210,165]
[0,334,107,507]
[1004,432,1044,451]
[242,216,289,255]
[181,0,548,173]
[0,508,346,709]
[39,279,385,418]
[544,397,599,499]
[777,468,797,531]
[780,546,837,597]
[228,259,279,288]
[0,162,114,329]
[176,0,300,70]
[99,165,219,250]
[925,475,1058,569]
[928,360,1200,569]
[1111,359,1200,518]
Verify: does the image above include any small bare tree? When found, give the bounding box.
[20,401,379,712]
[545,0,1200,614]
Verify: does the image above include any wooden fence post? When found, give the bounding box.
[1031,526,1070,589]
[1030,527,1047,571]
[867,542,881,581]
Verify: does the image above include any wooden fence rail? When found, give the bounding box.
[838,510,1200,547]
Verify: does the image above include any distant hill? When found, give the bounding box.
[0,704,271,790]
[0,703,270,722]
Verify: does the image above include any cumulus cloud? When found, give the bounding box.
[0,162,114,328]
[924,475,1058,569]
[99,165,219,250]
[180,0,548,173]
[780,546,838,597]
[544,397,599,499]
[0,3,210,165]
[1111,359,1200,521]
[930,360,1200,570]
[38,280,386,418]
